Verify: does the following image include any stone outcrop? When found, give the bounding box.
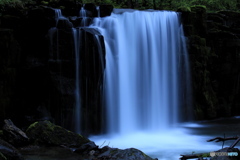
[2,119,29,147]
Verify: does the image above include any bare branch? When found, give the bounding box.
[207,136,239,142]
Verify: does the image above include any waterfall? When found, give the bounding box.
[72,28,81,133]
[55,9,63,23]
[50,7,191,136]
[91,9,191,134]
[49,9,63,60]
[79,6,89,27]
[49,9,84,133]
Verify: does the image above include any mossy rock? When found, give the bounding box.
[191,5,207,12]
[177,6,191,13]
[26,121,90,147]
[41,1,49,5]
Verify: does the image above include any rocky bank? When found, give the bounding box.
[0,119,157,160]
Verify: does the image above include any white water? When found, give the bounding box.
[90,127,220,159]
[91,10,189,134]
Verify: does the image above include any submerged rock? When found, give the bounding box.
[26,121,90,147]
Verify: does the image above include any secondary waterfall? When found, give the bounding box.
[72,28,81,133]
[91,9,191,134]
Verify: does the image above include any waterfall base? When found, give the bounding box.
[90,123,222,159]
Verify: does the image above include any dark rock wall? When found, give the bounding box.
[80,28,106,135]
[0,29,21,123]
[180,6,240,120]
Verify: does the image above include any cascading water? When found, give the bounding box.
[50,7,106,134]
[91,10,191,134]
[54,9,63,24]
[72,28,81,134]
[79,6,89,27]
[49,9,83,133]
[49,9,63,60]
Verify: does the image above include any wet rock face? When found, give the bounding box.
[48,24,105,134]
[0,3,108,134]
[206,11,240,118]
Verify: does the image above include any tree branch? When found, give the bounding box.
[207,136,239,142]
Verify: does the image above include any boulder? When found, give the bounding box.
[26,121,90,147]
[97,146,158,160]
[2,119,29,147]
